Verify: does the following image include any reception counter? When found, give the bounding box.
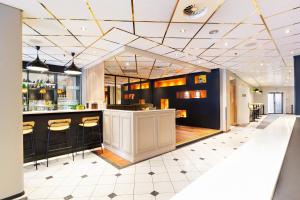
[23,109,103,162]
[103,109,176,162]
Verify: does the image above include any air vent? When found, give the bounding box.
[183,4,208,19]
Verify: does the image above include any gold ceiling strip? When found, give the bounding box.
[265,6,300,19]
[161,0,180,44]
[37,1,84,47]
[83,0,105,35]
[148,60,157,79]
[114,57,125,75]
[131,0,136,34]
[251,0,287,67]
[181,0,225,52]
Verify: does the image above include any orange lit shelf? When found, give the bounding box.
[176,90,207,99]
[154,78,186,88]
[194,75,207,84]
[176,110,187,118]
[123,85,128,91]
[130,82,149,90]
[139,99,145,104]
[161,99,169,109]
[124,93,135,100]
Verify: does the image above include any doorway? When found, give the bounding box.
[268,92,283,114]
[229,79,237,125]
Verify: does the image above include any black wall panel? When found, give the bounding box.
[121,69,220,129]
[294,56,300,115]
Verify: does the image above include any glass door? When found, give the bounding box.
[268,92,283,114]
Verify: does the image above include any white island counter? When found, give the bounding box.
[103,109,176,163]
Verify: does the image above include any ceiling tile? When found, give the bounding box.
[77,36,98,47]
[24,19,70,35]
[47,36,82,46]
[100,21,134,34]
[265,8,300,30]
[225,24,265,39]
[201,48,228,57]
[102,28,138,45]
[186,38,217,49]
[195,23,236,39]
[92,39,123,51]
[134,0,177,21]
[23,24,39,35]
[83,47,108,57]
[166,23,203,38]
[163,38,190,49]
[135,22,169,37]
[39,0,91,19]
[148,45,174,55]
[62,20,101,36]
[257,0,300,17]
[89,0,132,20]
[127,38,158,50]
[23,35,55,46]
[210,0,256,23]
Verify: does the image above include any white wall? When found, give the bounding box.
[82,62,105,109]
[220,70,254,129]
[0,4,23,199]
[253,86,294,114]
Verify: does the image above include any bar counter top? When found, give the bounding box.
[23,109,103,115]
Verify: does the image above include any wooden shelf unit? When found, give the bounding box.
[194,75,207,84]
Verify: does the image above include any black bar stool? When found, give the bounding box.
[46,118,74,167]
[23,121,37,170]
[78,116,102,158]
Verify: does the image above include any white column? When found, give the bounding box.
[0,3,23,199]
[219,69,230,132]
[83,62,105,109]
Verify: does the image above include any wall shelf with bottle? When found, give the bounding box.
[154,77,186,88]
[194,75,207,84]
[176,90,207,99]
[22,70,81,111]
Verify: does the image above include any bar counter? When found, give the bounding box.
[23,109,103,163]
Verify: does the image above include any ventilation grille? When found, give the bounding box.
[183,4,208,19]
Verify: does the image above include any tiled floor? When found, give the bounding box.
[23,119,264,200]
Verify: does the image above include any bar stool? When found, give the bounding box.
[46,119,73,167]
[23,121,37,170]
[78,116,102,158]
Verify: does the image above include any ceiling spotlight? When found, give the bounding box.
[290,51,294,54]
[260,63,264,66]
[224,42,228,47]
[180,29,186,33]
[285,29,290,34]
[209,29,219,35]
[81,26,87,31]
[126,62,129,66]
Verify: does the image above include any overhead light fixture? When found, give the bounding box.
[183,4,208,19]
[285,29,290,34]
[126,62,129,66]
[26,46,49,72]
[64,52,82,75]
[81,26,86,31]
[290,51,294,54]
[209,29,219,35]
[180,28,186,33]
[224,42,228,47]
[260,63,264,66]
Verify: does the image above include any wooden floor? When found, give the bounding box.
[94,125,221,168]
[176,125,221,146]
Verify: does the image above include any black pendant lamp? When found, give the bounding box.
[26,46,49,72]
[64,52,82,75]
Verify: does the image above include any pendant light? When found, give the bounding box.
[26,46,49,72]
[64,52,81,75]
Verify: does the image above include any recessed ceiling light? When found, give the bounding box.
[290,51,294,54]
[126,62,129,66]
[180,29,186,33]
[81,26,86,31]
[260,63,264,66]
[285,29,290,34]
[209,29,219,35]
[224,42,228,47]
